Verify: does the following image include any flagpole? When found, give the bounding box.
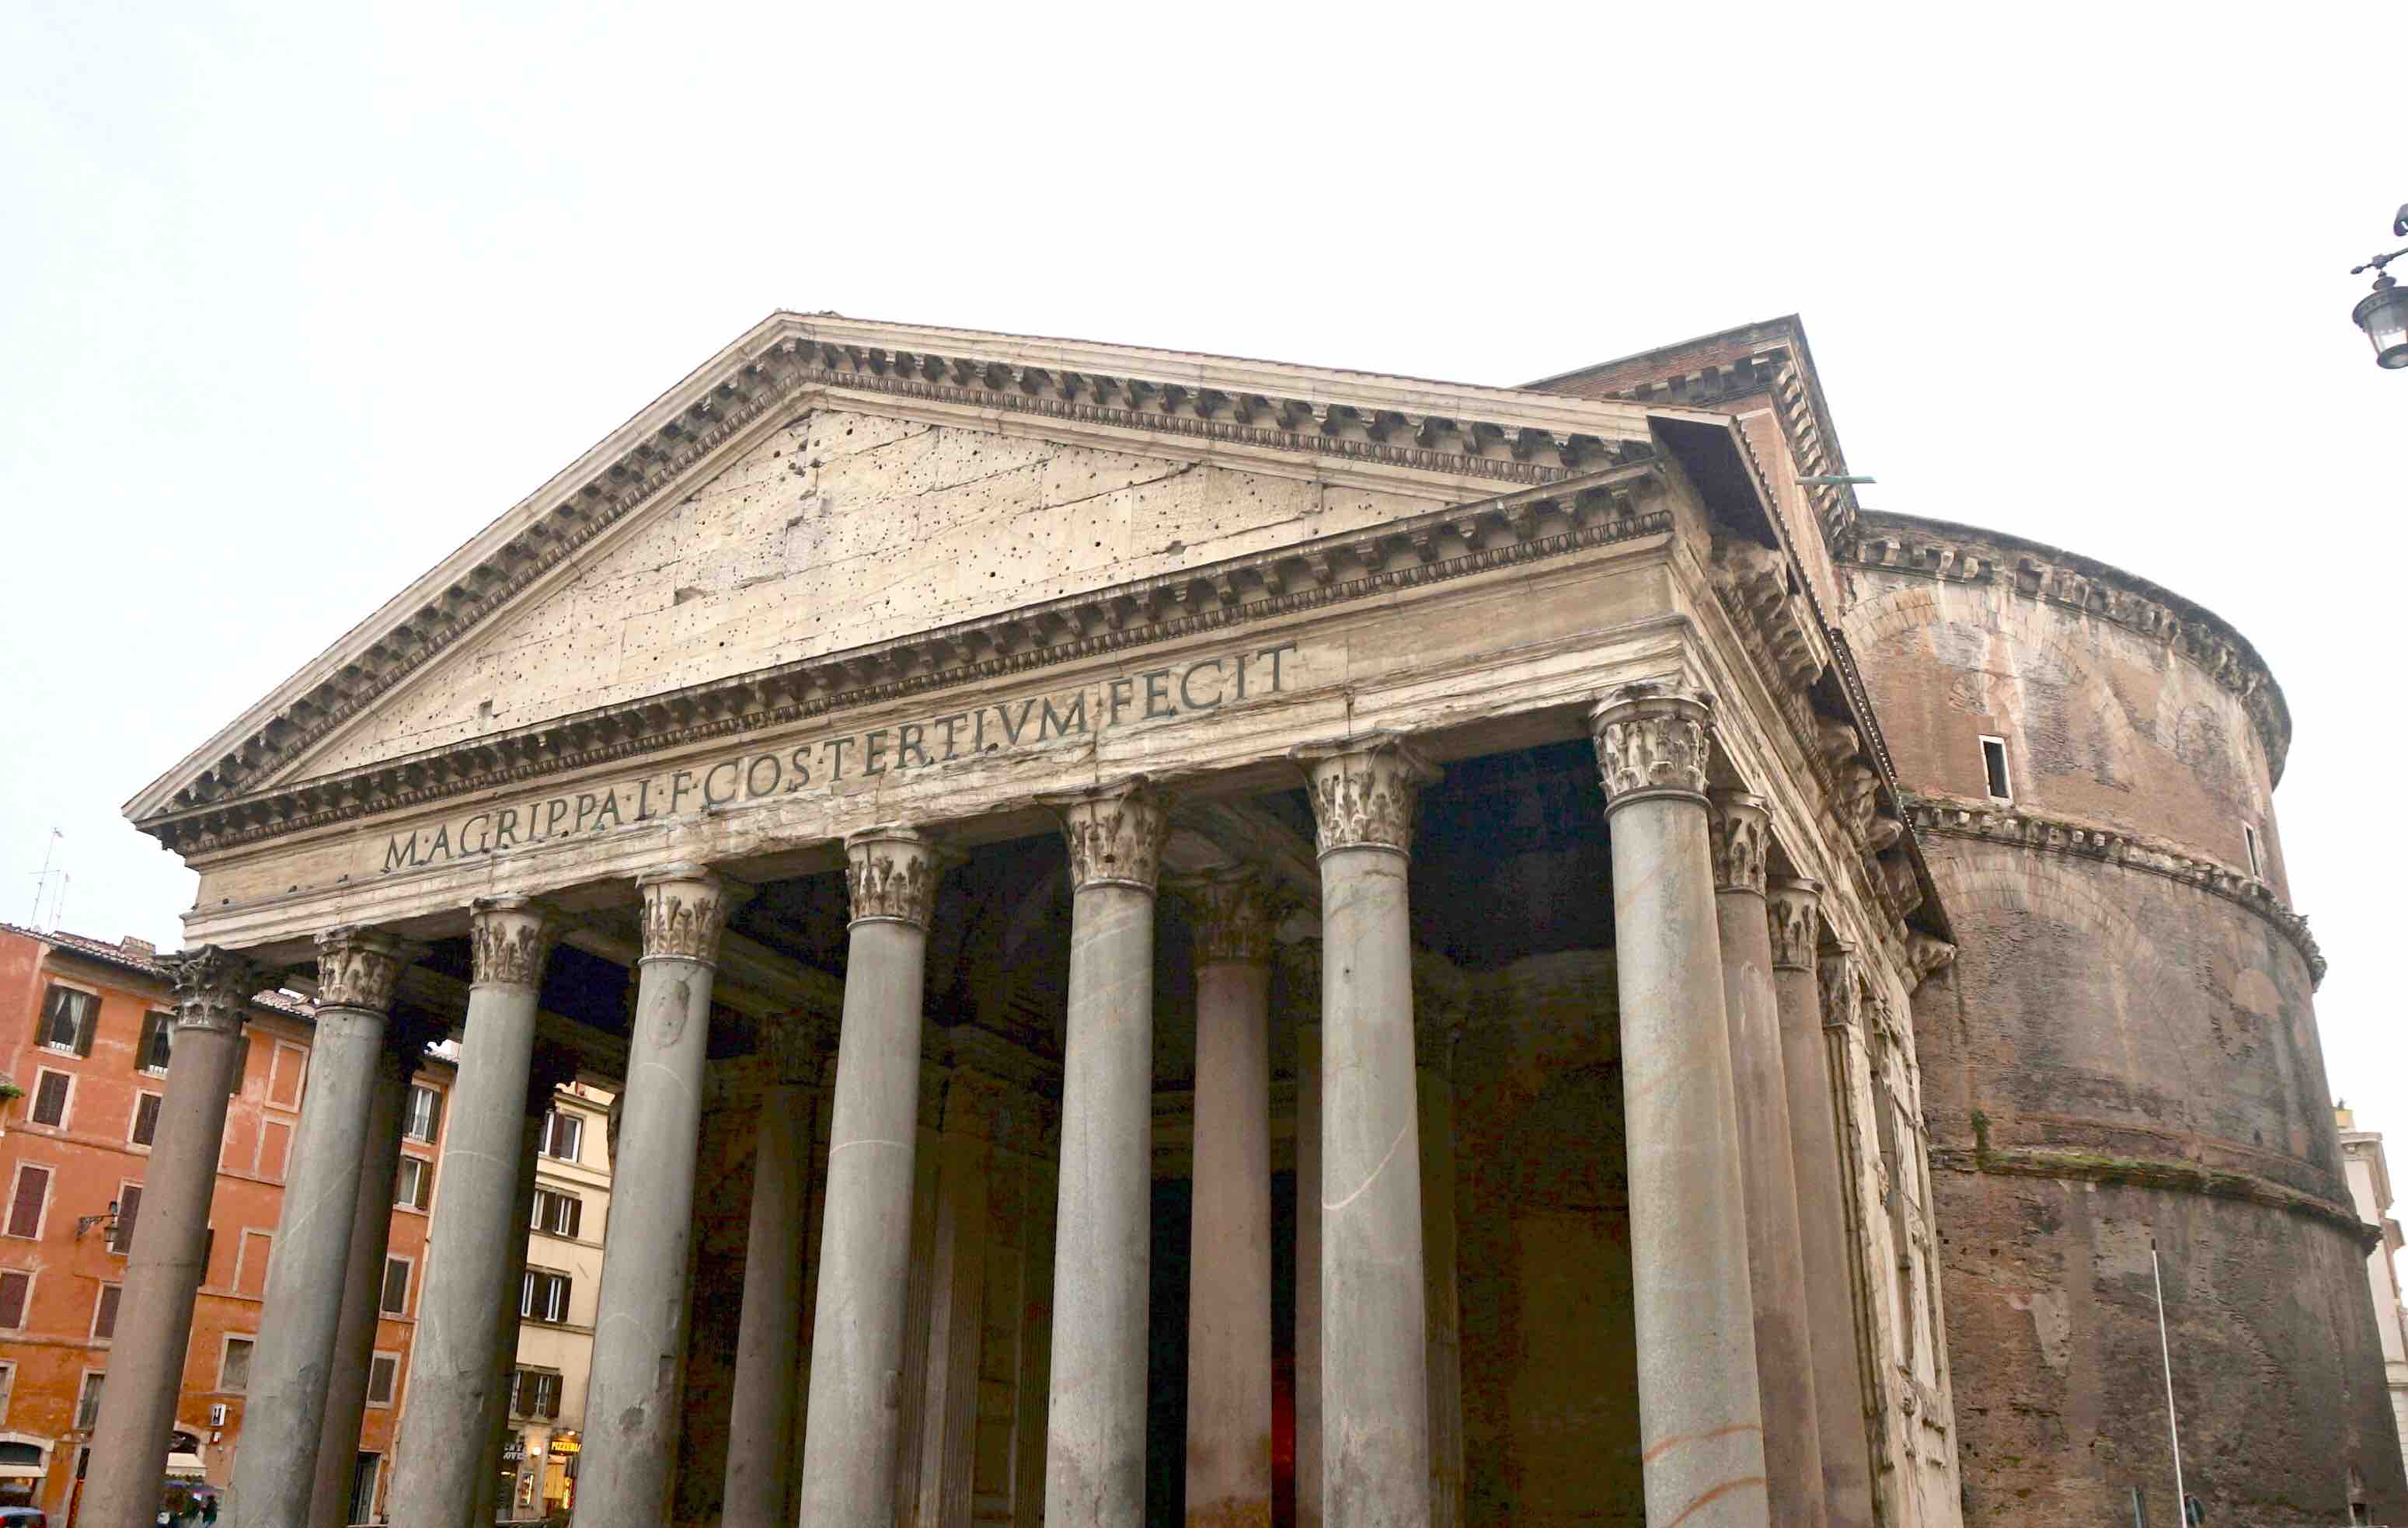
[2151,1233,2187,1519]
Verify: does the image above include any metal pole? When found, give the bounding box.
[2151,1234,2187,1516]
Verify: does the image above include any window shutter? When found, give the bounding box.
[111,1184,142,1255]
[94,1285,120,1341]
[368,1354,397,1405]
[543,1375,561,1419]
[381,1257,409,1315]
[0,1269,30,1328]
[31,1074,69,1127]
[71,992,95,1057]
[563,1196,581,1240]
[7,1167,50,1237]
[133,1094,162,1147]
[136,1012,160,1072]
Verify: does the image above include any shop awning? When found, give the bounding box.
[164,1451,210,1480]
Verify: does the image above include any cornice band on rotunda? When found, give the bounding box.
[469,894,560,989]
[845,826,947,931]
[1047,779,1171,894]
[637,863,744,966]
[163,945,265,1036]
[1293,733,1441,860]
[1588,681,1713,810]
[315,926,413,1014]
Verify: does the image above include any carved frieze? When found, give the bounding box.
[1173,868,1277,966]
[1295,733,1441,858]
[1766,879,1823,971]
[315,926,411,1014]
[845,826,946,929]
[1707,790,1773,896]
[469,895,559,989]
[1587,681,1713,805]
[163,945,263,1036]
[638,863,740,964]
[1048,780,1169,892]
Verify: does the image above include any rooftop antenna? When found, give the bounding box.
[29,829,64,930]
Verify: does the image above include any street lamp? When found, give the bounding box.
[2349,204,2408,370]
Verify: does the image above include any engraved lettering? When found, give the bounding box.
[1234,650,1252,698]
[1039,691,1088,740]
[635,780,658,822]
[786,746,814,789]
[1107,676,1137,727]
[383,834,419,872]
[425,826,451,862]
[670,770,699,813]
[995,699,1037,744]
[573,792,599,833]
[863,729,890,776]
[828,737,855,779]
[702,759,741,806]
[1180,659,1224,710]
[461,813,493,854]
[593,790,623,831]
[542,799,568,838]
[1141,669,1175,719]
[897,723,930,768]
[1259,641,1297,691]
[497,808,521,847]
[935,714,966,761]
[745,755,782,798]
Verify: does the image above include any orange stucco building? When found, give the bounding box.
[0,924,454,1523]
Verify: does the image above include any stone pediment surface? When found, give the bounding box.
[129,312,1685,846]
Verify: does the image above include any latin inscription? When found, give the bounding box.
[377,642,1298,873]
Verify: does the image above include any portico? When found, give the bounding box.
[109,315,1961,1527]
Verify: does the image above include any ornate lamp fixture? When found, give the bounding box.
[2349,204,2408,370]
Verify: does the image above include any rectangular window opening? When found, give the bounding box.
[366,1353,399,1408]
[109,1184,142,1256]
[404,1084,443,1144]
[220,1336,254,1393]
[395,1157,433,1213]
[92,1284,120,1342]
[6,1166,52,1240]
[137,1012,174,1074]
[0,1270,31,1329]
[76,1372,105,1430]
[131,1093,163,1147]
[380,1255,411,1317]
[539,1110,583,1162]
[30,1070,71,1129]
[2243,821,2264,878]
[38,986,97,1056]
[1979,735,2012,801]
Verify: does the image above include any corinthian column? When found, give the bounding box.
[1041,780,1169,1528]
[232,928,413,1528]
[81,948,258,1528]
[1768,886,1875,1528]
[572,865,739,1528]
[1296,733,1438,1528]
[1709,794,1827,1528]
[309,1014,436,1528]
[1287,939,1326,1528]
[796,826,941,1528]
[1588,684,1769,1528]
[1176,868,1277,1528]
[391,896,559,1528]
[725,1020,827,1528]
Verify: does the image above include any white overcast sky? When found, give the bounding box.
[3,9,2400,1138]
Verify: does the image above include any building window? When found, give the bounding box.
[0,1359,14,1426]
[109,1184,141,1257]
[2244,821,2264,878]
[366,1353,399,1408]
[379,1256,411,1317]
[510,1369,563,1420]
[403,1084,443,1144]
[91,1284,120,1343]
[5,1164,51,1240]
[37,985,97,1056]
[538,1109,582,1162]
[219,1336,253,1393]
[395,1157,434,1213]
[1978,735,2012,802]
[76,1371,105,1430]
[130,1092,163,1148]
[531,1189,582,1239]
[29,1070,72,1129]
[136,1012,175,1075]
[521,1269,572,1324]
[0,1270,31,1329]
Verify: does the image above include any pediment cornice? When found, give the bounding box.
[139,463,1672,858]
[128,312,1687,830]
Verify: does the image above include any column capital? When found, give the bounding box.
[1766,878,1824,972]
[1587,680,1713,809]
[1818,945,1862,1032]
[315,927,413,1014]
[1171,868,1278,966]
[162,945,263,1036]
[844,825,947,930]
[1045,778,1170,893]
[469,896,561,989]
[637,862,743,965]
[1292,732,1440,859]
[1706,789,1772,896]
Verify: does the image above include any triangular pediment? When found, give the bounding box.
[130,312,1679,841]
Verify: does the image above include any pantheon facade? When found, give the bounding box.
[94,314,2399,1526]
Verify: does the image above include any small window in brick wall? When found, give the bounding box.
[1979,735,2012,801]
[2244,821,2264,878]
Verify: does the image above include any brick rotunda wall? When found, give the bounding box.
[1844,510,2407,1524]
